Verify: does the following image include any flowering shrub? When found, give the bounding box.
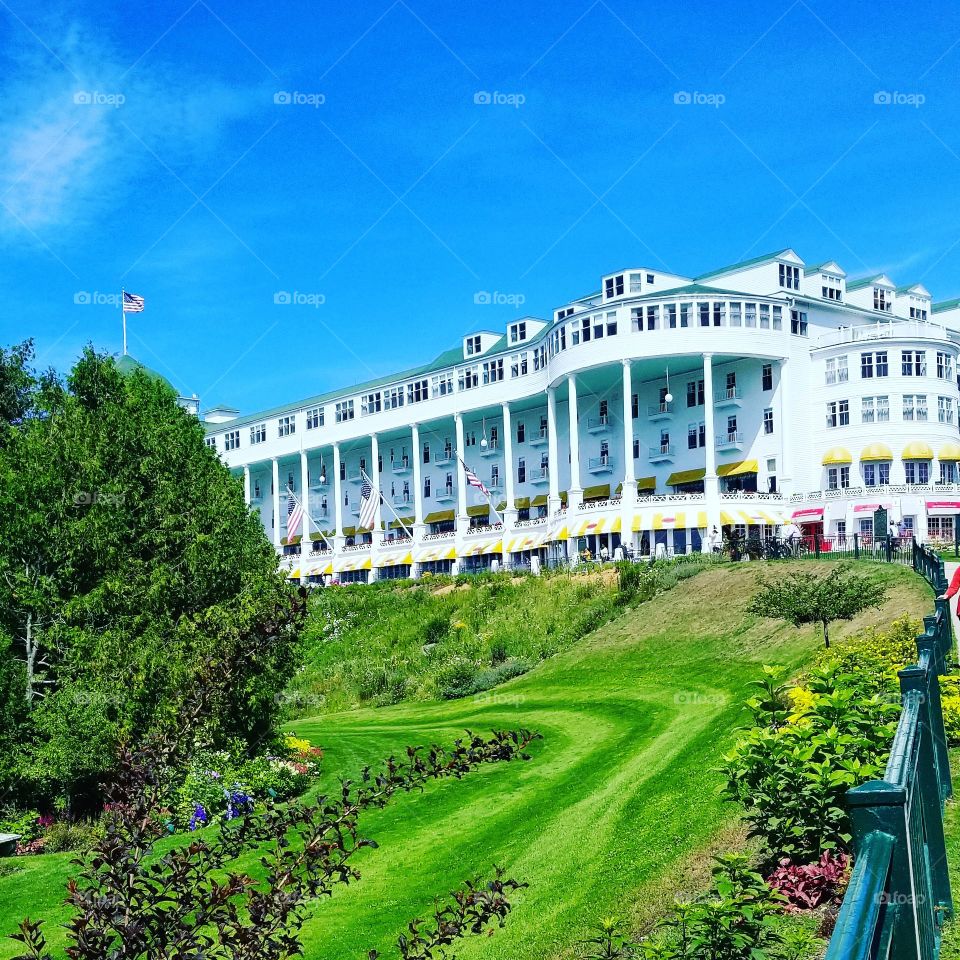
[767,850,851,910]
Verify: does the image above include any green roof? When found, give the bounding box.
[934,299,960,313]
[695,249,793,281]
[846,274,888,291]
[895,283,928,295]
[116,354,173,389]
[633,282,750,299]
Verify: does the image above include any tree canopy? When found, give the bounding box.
[0,343,299,811]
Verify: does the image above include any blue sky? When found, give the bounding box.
[2,0,960,412]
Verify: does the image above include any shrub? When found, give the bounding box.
[0,808,42,844]
[437,658,481,700]
[941,675,960,745]
[472,659,531,695]
[767,850,850,911]
[43,819,103,853]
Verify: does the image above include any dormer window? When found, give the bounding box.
[909,299,929,320]
[779,263,800,289]
[555,307,574,321]
[874,287,893,313]
[628,272,642,293]
[466,335,481,355]
[821,275,843,301]
[509,321,527,343]
[604,274,624,298]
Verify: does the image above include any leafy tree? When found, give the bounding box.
[0,343,298,809]
[748,565,886,648]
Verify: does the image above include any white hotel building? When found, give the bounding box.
[201,249,960,582]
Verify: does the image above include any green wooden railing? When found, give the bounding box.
[825,541,954,959]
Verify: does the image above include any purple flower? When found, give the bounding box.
[189,804,208,831]
[224,787,253,821]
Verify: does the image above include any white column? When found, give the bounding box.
[271,458,281,548]
[370,433,382,536]
[568,374,582,507]
[300,451,310,543]
[502,402,516,565]
[454,413,467,521]
[333,442,344,550]
[547,387,560,512]
[703,353,721,538]
[243,465,251,506]
[411,423,423,527]
[621,360,636,492]
[777,358,792,489]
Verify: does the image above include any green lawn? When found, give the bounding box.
[0,562,931,960]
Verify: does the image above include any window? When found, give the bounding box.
[790,309,808,335]
[224,430,240,451]
[940,462,958,484]
[680,303,692,327]
[335,400,354,423]
[825,401,849,427]
[278,415,296,437]
[362,392,381,416]
[205,436,217,449]
[629,272,642,293]
[826,402,837,428]
[631,393,639,419]
[483,358,504,384]
[759,304,770,329]
[937,352,954,380]
[729,302,741,326]
[339,460,346,481]
[510,352,528,377]
[762,363,773,391]
[646,273,654,284]
[686,379,704,407]
[779,262,800,289]
[827,466,850,490]
[250,422,266,444]
[873,287,892,312]
[607,311,618,336]
[821,275,843,301]
[423,477,431,498]
[305,406,323,429]
[633,437,640,458]
[763,408,773,434]
[825,358,837,385]
[408,379,429,403]
[939,396,955,424]
[465,335,481,355]
[432,373,453,397]
[698,302,710,327]
[904,460,930,485]
[861,353,874,379]
[911,303,929,320]
[509,321,527,343]
[598,399,608,423]
[862,397,875,423]
[864,462,891,487]
[902,350,926,376]
[839,400,849,426]
[877,396,890,422]
[929,515,955,539]
[422,443,430,464]
[604,274,624,298]
[458,365,479,391]
[517,457,526,483]
[517,421,525,444]
[666,304,677,328]
[875,351,889,377]
[645,306,657,330]
[687,423,699,450]
[725,371,736,392]
[383,386,404,409]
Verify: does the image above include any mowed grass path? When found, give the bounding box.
[0,563,930,960]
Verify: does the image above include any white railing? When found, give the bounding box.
[342,542,371,553]
[789,483,941,502]
[720,491,786,500]
[464,522,503,534]
[422,531,454,541]
[514,516,546,528]
[308,548,333,558]
[815,320,949,349]
[576,496,622,511]
[648,402,673,417]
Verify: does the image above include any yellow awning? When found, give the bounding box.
[286,567,300,579]
[514,497,530,509]
[582,484,611,500]
[611,516,622,533]
[309,560,334,576]
[531,494,548,507]
[415,544,457,563]
[571,515,608,537]
[334,554,373,572]
[737,509,777,525]
[861,443,893,462]
[507,527,551,552]
[718,459,760,477]
[458,536,503,557]
[389,517,414,530]
[423,510,455,524]
[341,526,357,537]
[652,511,686,531]
[637,476,656,491]
[940,443,960,461]
[903,441,934,460]
[821,447,852,466]
[720,510,737,525]
[550,523,569,541]
[696,510,708,527]
[375,550,413,568]
[667,468,705,486]
[467,504,489,517]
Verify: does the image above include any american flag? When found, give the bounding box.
[358,470,379,530]
[123,291,145,313]
[460,457,490,499]
[286,490,303,539]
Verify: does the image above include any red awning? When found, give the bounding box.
[853,502,893,513]
[927,500,960,514]
[791,507,824,520]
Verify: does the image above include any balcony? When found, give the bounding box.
[435,485,456,503]
[587,455,614,475]
[714,387,742,408]
[528,467,550,486]
[529,428,549,448]
[309,479,329,493]
[487,476,503,491]
[648,443,675,463]
[587,415,611,435]
[250,491,264,504]
[392,495,413,510]
[479,441,501,459]
[312,508,330,522]
[434,452,455,466]
[391,458,412,475]
[647,402,673,422]
[716,431,744,451]
[347,471,365,484]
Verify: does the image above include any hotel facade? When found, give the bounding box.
[202,249,960,582]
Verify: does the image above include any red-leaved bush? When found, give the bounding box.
[767,850,851,910]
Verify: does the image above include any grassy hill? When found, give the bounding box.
[0,561,931,960]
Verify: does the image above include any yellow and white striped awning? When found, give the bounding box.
[286,566,301,579]
[653,510,686,530]
[375,549,413,568]
[334,554,373,572]
[458,536,504,557]
[723,508,787,526]
[308,560,334,577]
[415,544,458,563]
[507,527,552,552]
[570,515,609,537]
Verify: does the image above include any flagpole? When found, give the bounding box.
[121,287,127,356]
[361,467,413,540]
[459,457,502,525]
[288,490,333,551]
